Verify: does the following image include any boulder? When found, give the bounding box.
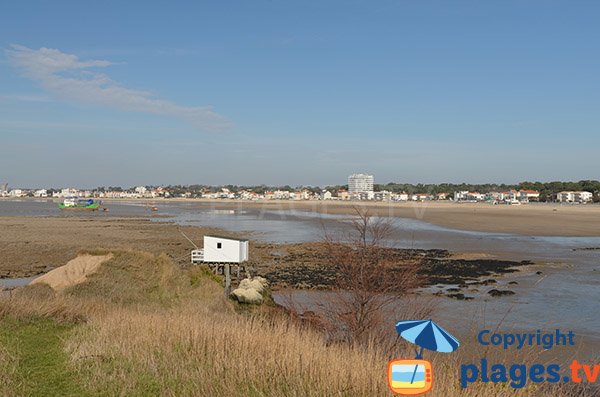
[238,277,268,294]
[231,287,263,304]
[231,276,270,304]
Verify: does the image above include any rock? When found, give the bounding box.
[508,281,518,285]
[231,288,263,304]
[447,293,474,301]
[239,277,268,294]
[488,289,515,297]
[536,271,543,275]
[230,276,270,305]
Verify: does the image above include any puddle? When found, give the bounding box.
[0,276,37,288]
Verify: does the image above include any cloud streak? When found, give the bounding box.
[5,45,230,131]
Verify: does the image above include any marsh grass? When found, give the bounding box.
[0,250,594,396]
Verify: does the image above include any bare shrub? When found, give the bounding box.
[317,207,429,347]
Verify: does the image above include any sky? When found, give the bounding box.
[1,1,599,188]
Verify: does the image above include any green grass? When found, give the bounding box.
[189,264,223,287]
[0,317,84,396]
[66,251,189,307]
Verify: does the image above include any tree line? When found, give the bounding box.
[43,180,600,202]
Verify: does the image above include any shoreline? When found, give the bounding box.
[5,197,599,237]
[0,216,530,299]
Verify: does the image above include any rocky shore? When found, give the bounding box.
[250,242,531,295]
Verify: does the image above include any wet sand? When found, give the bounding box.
[7,197,600,237]
[0,216,527,295]
[183,199,600,237]
[0,217,241,277]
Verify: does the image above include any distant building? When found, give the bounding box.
[356,191,375,201]
[454,191,484,202]
[273,190,291,200]
[392,192,409,201]
[337,190,349,200]
[34,189,48,198]
[556,191,593,203]
[60,188,80,197]
[412,193,433,201]
[373,191,391,201]
[321,190,332,200]
[0,183,7,194]
[348,173,374,195]
[519,190,540,202]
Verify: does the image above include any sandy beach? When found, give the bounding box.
[176,199,600,237]
[5,197,600,236]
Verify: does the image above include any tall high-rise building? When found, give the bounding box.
[0,183,7,194]
[348,173,374,194]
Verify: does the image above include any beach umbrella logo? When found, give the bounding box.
[387,320,459,395]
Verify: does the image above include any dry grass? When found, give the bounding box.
[0,339,18,395]
[67,307,387,396]
[0,250,594,396]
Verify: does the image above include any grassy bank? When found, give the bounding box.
[0,251,591,396]
[0,318,81,396]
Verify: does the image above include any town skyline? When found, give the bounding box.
[2,177,600,204]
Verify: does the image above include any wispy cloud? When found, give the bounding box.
[5,45,230,131]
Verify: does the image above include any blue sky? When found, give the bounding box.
[1,1,599,188]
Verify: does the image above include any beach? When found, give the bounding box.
[2,199,600,340]
[183,199,600,237]
[4,197,600,237]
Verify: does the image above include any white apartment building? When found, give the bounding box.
[454,191,484,202]
[556,191,593,203]
[373,191,391,201]
[392,192,409,201]
[34,189,48,198]
[348,173,374,194]
[518,190,540,202]
[60,188,80,197]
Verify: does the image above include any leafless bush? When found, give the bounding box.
[317,206,429,347]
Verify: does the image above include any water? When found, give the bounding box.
[0,276,37,287]
[2,199,600,342]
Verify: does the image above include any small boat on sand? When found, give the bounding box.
[58,198,101,211]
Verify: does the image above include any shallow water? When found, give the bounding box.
[0,276,36,287]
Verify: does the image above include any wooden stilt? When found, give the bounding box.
[224,263,231,298]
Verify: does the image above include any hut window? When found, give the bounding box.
[217,242,222,249]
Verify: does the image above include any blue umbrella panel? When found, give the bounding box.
[395,320,460,385]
